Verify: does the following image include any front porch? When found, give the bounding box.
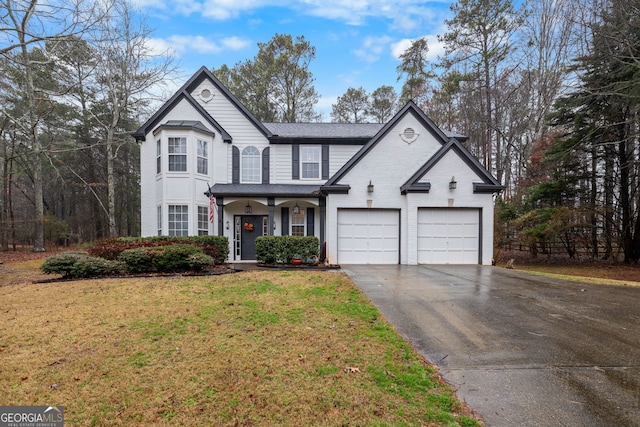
[206,184,325,261]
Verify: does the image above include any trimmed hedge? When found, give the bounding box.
[255,236,319,264]
[40,252,124,279]
[119,244,214,273]
[88,236,228,264]
[41,245,215,278]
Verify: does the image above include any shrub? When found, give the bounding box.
[70,257,123,278]
[118,247,160,274]
[185,252,216,271]
[119,244,214,273]
[154,244,207,272]
[88,236,228,264]
[255,236,319,264]
[41,252,123,279]
[41,252,87,275]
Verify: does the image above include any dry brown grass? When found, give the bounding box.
[0,261,480,426]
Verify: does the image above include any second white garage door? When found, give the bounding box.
[418,208,480,264]
[338,209,399,264]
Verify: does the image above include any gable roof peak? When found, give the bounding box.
[323,101,453,188]
[132,66,272,142]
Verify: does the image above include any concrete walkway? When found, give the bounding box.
[342,264,640,427]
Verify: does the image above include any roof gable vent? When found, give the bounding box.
[199,88,214,103]
[400,127,418,143]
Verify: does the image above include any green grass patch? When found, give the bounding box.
[0,269,480,426]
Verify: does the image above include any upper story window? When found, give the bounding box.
[197,139,208,175]
[156,140,161,174]
[168,137,187,172]
[301,146,320,179]
[241,146,260,183]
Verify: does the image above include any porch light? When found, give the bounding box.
[449,177,457,190]
[245,201,252,214]
[292,202,301,215]
[367,180,374,193]
[225,220,229,229]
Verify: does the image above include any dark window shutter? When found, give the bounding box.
[232,146,240,184]
[322,145,329,180]
[262,147,270,184]
[306,207,314,236]
[292,145,299,180]
[281,207,289,235]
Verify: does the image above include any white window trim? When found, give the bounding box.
[168,205,189,236]
[241,146,261,183]
[197,206,209,235]
[300,146,320,180]
[196,139,208,175]
[156,139,161,174]
[168,137,188,172]
[291,209,306,236]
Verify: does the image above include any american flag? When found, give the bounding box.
[209,193,216,223]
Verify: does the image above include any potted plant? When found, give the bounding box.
[291,254,303,265]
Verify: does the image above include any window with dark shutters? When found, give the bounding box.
[232,146,240,184]
[292,145,299,180]
[322,145,329,179]
[306,207,314,236]
[262,147,270,184]
[281,207,289,235]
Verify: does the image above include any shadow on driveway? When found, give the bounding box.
[343,264,640,427]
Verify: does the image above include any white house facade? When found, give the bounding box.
[134,66,502,265]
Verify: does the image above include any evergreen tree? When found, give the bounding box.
[330,87,369,123]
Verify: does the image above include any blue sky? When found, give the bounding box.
[140,0,453,119]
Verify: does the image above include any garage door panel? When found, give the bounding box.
[338,209,399,264]
[418,208,479,264]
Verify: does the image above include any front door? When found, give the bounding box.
[239,215,264,260]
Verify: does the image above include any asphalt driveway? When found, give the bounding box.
[342,265,640,427]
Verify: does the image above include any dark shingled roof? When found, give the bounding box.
[264,122,466,141]
[153,120,215,136]
[208,183,322,198]
[264,123,384,139]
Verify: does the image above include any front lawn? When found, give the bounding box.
[0,266,480,426]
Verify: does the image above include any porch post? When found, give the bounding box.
[217,197,224,237]
[319,197,326,247]
[268,197,275,236]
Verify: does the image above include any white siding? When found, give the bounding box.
[329,145,361,176]
[192,81,269,149]
[324,112,496,266]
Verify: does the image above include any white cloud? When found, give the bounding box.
[146,38,176,56]
[220,36,251,50]
[299,0,440,29]
[201,0,270,20]
[353,35,392,63]
[148,34,251,55]
[169,35,225,53]
[391,35,445,62]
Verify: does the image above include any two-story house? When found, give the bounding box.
[133,66,502,265]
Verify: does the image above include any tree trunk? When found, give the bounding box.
[20,43,45,252]
[107,127,117,237]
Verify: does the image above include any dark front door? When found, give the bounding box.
[240,215,264,260]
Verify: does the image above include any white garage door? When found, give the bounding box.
[418,208,480,264]
[338,209,399,264]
